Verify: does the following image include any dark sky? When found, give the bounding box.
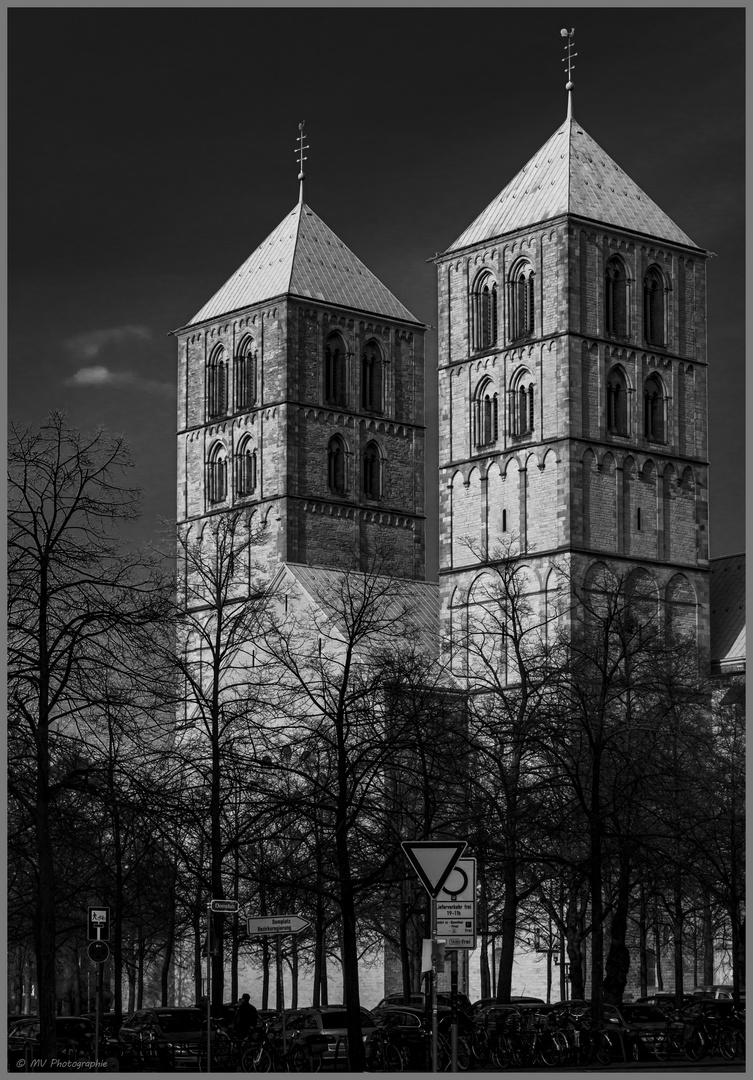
[9,7,745,575]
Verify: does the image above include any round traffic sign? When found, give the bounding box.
[442,866,469,897]
[88,940,110,964]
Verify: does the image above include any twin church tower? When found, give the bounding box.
[174,81,710,658]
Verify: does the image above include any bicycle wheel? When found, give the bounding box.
[593,1031,612,1066]
[683,1031,706,1062]
[653,1033,671,1062]
[456,1036,471,1071]
[718,1027,737,1061]
[471,1028,490,1062]
[536,1033,561,1067]
[242,1044,272,1072]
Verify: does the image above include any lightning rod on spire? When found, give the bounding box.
[295,121,309,204]
[560,28,576,119]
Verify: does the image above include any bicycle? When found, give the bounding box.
[365,1026,404,1072]
[241,1025,323,1072]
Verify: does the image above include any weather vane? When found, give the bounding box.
[560,28,576,118]
[296,121,309,203]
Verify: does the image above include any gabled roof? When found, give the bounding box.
[444,115,698,254]
[710,554,746,675]
[186,201,419,327]
[280,563,440,659]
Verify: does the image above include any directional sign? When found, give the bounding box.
[436,858,477,949]
[246,915,310,937]
[210,899,240,913]
[401,840,467,899]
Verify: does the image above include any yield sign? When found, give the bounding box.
[401,840,467,899]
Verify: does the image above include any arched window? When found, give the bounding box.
[472,272,498,350]
[473,379,499,448]
[606,366,629,436]
[643,266,666,346]
[328,436,346,495]
[235,339,257,411]
[363,441,381,500]
[236,438,257,498]
[509,262,535,340]
[605,257,629,337]
[207,443,228,504]
[325,334,347,407]
[510,371,535,437]
[361,340,383,412]
[643,374,665,442]
[207,346,228,418]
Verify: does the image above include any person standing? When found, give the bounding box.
[234,993,258,1039]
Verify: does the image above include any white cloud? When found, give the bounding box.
[64,325,152,360]
[64,365,173,395]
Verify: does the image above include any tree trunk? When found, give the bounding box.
[603,853,631,1004]
[495,859,518,1002]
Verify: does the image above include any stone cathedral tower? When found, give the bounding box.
[435,86,710,669]
[173,183,427,579]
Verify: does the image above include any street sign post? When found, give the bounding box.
[246,915,311,936]
[210,899,240,913]
[401,841,466,899]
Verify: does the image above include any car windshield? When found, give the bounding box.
[622,1005,666,1023]
[156,1011,203,1032]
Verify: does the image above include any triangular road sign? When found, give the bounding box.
[401,840,467,899]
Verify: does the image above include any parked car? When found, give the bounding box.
[119,1006,206,1070]
[8,1015,123,1072]
[602,1003,674,1061]
[692,984,736,1000]
[373,990,473,1017]
[272,1005,378,1067]
[472,995,545,1014]
[370,1004,473,1069]
[635,993,694,1015]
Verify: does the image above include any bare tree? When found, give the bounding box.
[8,413,166,1057]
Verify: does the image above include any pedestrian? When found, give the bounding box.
[234,993,258,1039]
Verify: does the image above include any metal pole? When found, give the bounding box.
[94,961,100,1075]
[206,904,212,1074]
[450,950,458,1072]
[277,935,286,1053]
[431,899,438,1073]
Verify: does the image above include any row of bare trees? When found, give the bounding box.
[8,415,745,1067]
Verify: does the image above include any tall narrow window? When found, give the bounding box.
[606,367,629,435]
[325,334,347,407]
[643,267,666,346]
[510,262,535,340]
[207,443,228,504]
[362,341,383,412]
[605,257,629,337]
[236,439,257,497]
[328,436,346,494]
[235,340,257,411]
[510,372,535,437]
[472,272,498,350]
[363,441,381,499]
[207,346,228,418]
[473,379,499,448]
[643,374,665,442]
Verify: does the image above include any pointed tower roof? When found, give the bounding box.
[444,116,699,254]
[186,201,420,327]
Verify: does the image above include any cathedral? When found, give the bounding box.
[172,72,738,1002]
[174,83,710,673]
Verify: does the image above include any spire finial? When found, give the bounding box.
[560,28,576,119]
[295,121,309,204]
